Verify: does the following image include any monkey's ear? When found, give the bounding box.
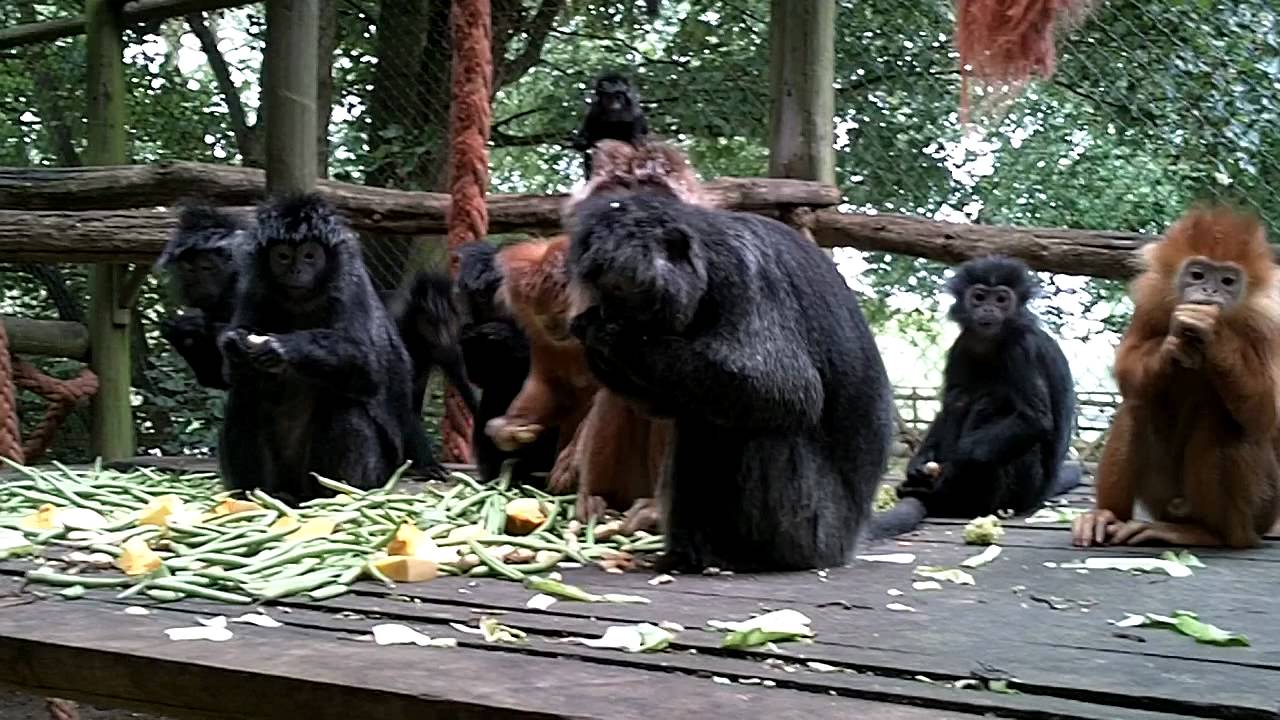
[658,225,693,263]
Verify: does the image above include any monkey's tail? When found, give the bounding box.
[865,497,928,541]
[1051,460,1084,497]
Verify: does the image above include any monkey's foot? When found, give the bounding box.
[1108,520,1227,547]
[621,497,662,534]
[485,417,545,452]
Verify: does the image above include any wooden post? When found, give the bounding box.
[767,0,836,185]
[264,0,319,193]
[84,0,134,460]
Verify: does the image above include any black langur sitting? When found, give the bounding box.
[565,144,893,572]
[455,241,559,487]
[571,72,650,179]
[155,203,249,389]
[869,256,1079,540]
[217,194,439,503]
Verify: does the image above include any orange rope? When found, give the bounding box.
[954,0,1093,121]
[0,317,99,465]
[0,319,21,463]
[441,0,493,464]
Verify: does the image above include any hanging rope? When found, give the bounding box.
[954,0,1093,122]
[441,0,494,464]
[0,317,99,465]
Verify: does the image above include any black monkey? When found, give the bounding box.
[384,270,482,474]
[155,203,249,390]
[572,72,650,178]
[386,270,480,418]
[869,256,1079,540]
[454,241,558,487]
[566,192,893,573]
[218,194,439,504]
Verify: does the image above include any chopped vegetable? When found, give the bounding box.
[914,566,975,585]
[709,609,814,649]
[114,537,163,576]
[872,483,898,511]
[286,517,338,542]
[1114,610,1249,646]
[856,552,916,564]
[575,623,674,652]
[504,498,547,535]
[137,495,185,526]
[1075,556,1193,578]
[962,515,1004,545]
[960,545,1003,568]
[371,556,439,583]
[370,623,456,647]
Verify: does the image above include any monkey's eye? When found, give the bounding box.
[972,291,986,303]
[1190,269,1206,282]
[1222,276,1236,287]
[994,293,1010,306]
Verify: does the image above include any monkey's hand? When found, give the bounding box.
[1166,303,1220,368]
[161,313,208,349]
[241,333,289,374]
[1071,508,1121,547]
[574,494,608,524]
[485,416,545,452]
[546,443,579,494]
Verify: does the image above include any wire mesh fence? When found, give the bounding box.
[1,1,1277,465]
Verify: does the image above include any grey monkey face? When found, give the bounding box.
[1177,257,1245,309]
[963,284,1015,337]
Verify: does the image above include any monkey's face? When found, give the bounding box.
[174,249,236,310]
[267,240,329,298]
[576,223,707,335]
[1176,256,1246,311]
[962,284,1016,338]
[595,81,636,122]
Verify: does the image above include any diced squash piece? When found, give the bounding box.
[269,515,300,532]
[115,537,163,576]
[387,522,431,557]
[211,499,263,516]
[286,517,338,542]
[504,498,547,535]
[18,504,62,531]
[372,556,439,583]
[137,495,185,527]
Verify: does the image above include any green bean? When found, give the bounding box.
[448,489,495,517]
[249,489,299,518]
[314,475,363,496]
[337,565,365,585]
[377,461,412,494]
[57,585,86,599]
[25,570,132,588]
[304,584,351,601]
[145,589,184,602]
[249,569,346,600]
[364,559,396,587]
[236,544,365,576]
[146,578,252,603]
[467,540,524,581]
[483,495,507,535]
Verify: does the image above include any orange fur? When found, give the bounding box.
[491,236,665,519]
[1077,204,1280,548]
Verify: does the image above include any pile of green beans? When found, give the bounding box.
[0,460,665,605]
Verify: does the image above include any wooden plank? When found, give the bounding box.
[0,599,959,720]
[83,1,134,461]
[0,0,256,50]
[1,316,89,360]
[812,208,1157,279]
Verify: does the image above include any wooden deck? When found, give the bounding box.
[0,460,1277,720]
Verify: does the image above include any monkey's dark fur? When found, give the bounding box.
[567,193,892,572]
[870,256,1079,540]
[386,270,480,466]
[156,203,248,390]
[455,242,558,487]
[218,194,428,503]
[572,72,650,178]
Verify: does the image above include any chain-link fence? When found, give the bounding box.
[1,1,1277,465]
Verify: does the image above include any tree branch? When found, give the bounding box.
[185,11,261,166]
[495,0,565,89]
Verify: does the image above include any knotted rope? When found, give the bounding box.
[441,0,494,464]
[0,318,99,465]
